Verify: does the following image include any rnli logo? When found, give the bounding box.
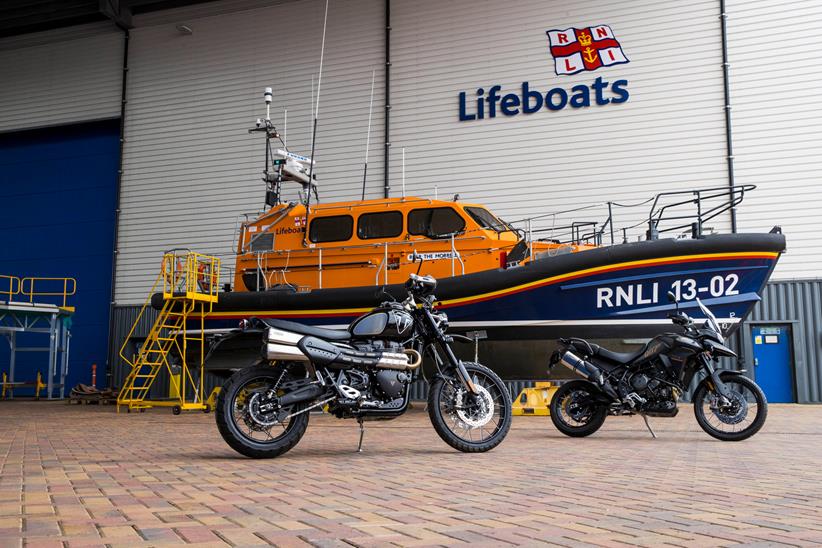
[546,25,629,76]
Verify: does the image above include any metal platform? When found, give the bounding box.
[1,275,75,399]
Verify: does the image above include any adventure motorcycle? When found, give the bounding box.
[216,273,512,458]
[548,292,767,441]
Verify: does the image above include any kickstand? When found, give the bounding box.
[356,417,365,453]
[641,414,657,439]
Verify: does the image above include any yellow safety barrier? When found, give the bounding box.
[1,371,45,400]
[19,276,77,310]
[162,250,221,303]
[512,382,558,416]
[0,275,20,301]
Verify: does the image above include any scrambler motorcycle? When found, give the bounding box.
[216,273,512,458]
[548,292,767,441]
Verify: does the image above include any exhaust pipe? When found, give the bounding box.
[557,351,605,384]
[556,351,621,400]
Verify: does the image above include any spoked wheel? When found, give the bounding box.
[693,373,767,441]
[428,362,512,452]
[216,365,310,458]
[550,380,608,437]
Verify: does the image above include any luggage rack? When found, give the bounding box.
[117,250,221,414]
[0,274,76,399]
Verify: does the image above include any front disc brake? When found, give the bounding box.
[454,386,494,428]
[710,389,748,425]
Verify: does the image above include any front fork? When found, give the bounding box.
[422,309,479,394]
[700,353,733,400]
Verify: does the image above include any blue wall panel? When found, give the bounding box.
[0,120,119,392]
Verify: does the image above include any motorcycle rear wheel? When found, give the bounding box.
[550,380,608,437]
[216,365,310,458]
[427,362,512,453]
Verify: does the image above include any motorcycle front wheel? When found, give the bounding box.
[692,372,767,441]
[428,362,512,452]
[549,380,608,437]
[216,365,310,458]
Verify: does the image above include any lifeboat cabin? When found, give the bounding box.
[234,198,593,293]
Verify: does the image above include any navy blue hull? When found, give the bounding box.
[168,232,785,378]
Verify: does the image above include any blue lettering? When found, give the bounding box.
[545,87,568,111]
[569,84,591,108]
[611,79,630,103]
[522,81,543,114]
[486,85,502,118]
[458,92,475,121]
[500,93,520,116]
[457,78,629,120]
[592,76,609,105]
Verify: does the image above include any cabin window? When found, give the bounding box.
[408,207,466,238]
[309,215,353,243]
[358,211,403,240]
[465,207,509,233]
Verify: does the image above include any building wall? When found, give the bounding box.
[389,0,732,245]
[114,0,386,304]
[726,0,822,279]
[0,23,123,132]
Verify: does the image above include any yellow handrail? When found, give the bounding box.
[0,275,20,301]
[118,269,163,368]
[20,277,77,308]
[162,250,221,302]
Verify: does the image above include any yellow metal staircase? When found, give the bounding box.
[117,251,221,413]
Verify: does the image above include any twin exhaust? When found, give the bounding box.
[264,327,422,370]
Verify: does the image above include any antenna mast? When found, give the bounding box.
[304,0,329,243]
[361,69,376,200]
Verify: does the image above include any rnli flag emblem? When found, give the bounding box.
[546,25,629,76]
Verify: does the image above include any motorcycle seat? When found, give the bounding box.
[262,318,352,341]
[569,339,646,364]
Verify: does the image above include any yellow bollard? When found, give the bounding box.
[512,382,557,416]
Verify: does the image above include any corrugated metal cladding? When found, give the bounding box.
[0,23,123,132]
[389,0,732,244]
[726,0,822,279]
[115,0,385,304]
[745,280,822,403]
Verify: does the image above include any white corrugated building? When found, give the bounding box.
[2,0,821,401]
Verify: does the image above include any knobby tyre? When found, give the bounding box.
[216,365,310,458]
[549,380,608,437]
[428,362,512,453]
[692,372,767,441]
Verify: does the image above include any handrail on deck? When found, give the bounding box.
[648,184,756,239]
[19,277,77,308]
[1,275,20,301]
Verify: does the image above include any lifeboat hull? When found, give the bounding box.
[175,232,785,379]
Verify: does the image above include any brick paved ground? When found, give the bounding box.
[1,401,821,547]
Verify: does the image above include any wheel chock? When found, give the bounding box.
[512,382,557,416]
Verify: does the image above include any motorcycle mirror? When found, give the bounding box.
[667,291,680,312]
[411,249,425,275]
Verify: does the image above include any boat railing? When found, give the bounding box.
[513,184,756,250]
[647,184,755,239]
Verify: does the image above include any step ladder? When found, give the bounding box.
[117,251,221,413]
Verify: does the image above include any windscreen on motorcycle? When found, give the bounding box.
[696,298,723,342]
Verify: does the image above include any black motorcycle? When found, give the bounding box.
[548,292,767,441]
[215,273,512,458]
